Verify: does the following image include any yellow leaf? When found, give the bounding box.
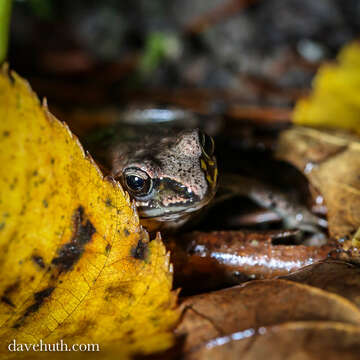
[0,67,178,359]
[293,41,360,135]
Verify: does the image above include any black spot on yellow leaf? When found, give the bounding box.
[131,238,148,260]
[105,283,133,298]
[9,177,17,190]
[1,296,15,308]
[105,243,111,254]
[1,281,20,308]
[51,206,96,272]
[32,254,45,269]
[13,287,55,328]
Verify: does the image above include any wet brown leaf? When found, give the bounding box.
[169,231,332,293]
[281,259,360,308]
[176,279,360,355]
[188,322,360,360]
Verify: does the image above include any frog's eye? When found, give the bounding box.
[199,131,215,157]
[123,168,152,196]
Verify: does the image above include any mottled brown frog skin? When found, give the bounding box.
[86,115,218,231]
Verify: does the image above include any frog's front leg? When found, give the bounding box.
[217,174,328,234]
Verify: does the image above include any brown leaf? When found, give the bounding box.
[176,279,360,354]
[276,126,360,247]
[188,322,360,360]
[169,231,332,293]
[281,259,360,308]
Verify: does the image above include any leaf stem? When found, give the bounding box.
[0,0,12,64]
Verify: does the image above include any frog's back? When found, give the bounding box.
[84,107,199,171]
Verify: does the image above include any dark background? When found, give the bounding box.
[9,0,360,108]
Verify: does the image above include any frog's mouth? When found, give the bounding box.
[137,197,212,221]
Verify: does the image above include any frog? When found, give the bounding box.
[83,106,326,237]
[84,107,218,232]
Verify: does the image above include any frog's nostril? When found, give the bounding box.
[199,131,215,157]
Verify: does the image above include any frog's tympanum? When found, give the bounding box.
[85,109,218,231]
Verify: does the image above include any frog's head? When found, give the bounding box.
[116,129,217,222]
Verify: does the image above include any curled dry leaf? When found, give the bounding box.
[288,40,360,255]
[276,126,360,256]
[169,230,332,293]
[176,279,360,355]
[0,68,178,359]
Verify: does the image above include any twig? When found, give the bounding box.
[227,104,292,124]
[0,0,12,64]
